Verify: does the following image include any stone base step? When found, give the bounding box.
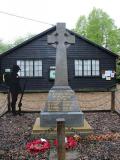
[32,117,93,136]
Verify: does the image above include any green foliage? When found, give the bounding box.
[116,55,120,81]
[0,34,34,54]
[74,15,87,36]
[0,41,12,53]
[74,8,120,53]
[12,34,34,47]
[74,8,120,80]
[87,8,115,47]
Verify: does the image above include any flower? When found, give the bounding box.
[73,134,82,142]
[26,139,50,154]
[53,136,77,149]
[86,132,120,141]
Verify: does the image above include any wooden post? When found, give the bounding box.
[56,118,65,160]
[7,89,11,112]
[111,91,115,111]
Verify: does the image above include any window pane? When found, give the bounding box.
[92,60,95,65]
[83,60,91,76]
[75,70,79,76]
[17,60,25,77]
[78,66,82,71]
[96,61,99,70]
[26,65,29,71]
[92,72,95,76]
[30,61,33,65]
[92,65,95,70]
[96,66,99,70]
[84,65,87,70]
[21,61,24,66]
[20,71,24,77]
[38,70,42,77]
[78,70,82,76]
[96,70,100,75]
[75,65,79,70]
[26,71,29,77]
[88,65,91,70]
[75,60,78,65]
[75,60,82,76]
[38,61,42,65]
[92,60,100,76]
[78,60,82,66]
[34,60,42,77]
[25,61,33,77]
[84,70,88,76]
[34,70,38,76]
[88,70,91,76]
[17,60,20,66]
[26,61,29,66]
[96,60,99,65]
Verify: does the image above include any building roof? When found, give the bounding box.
[69,30,118,58]
[0,25,118,58]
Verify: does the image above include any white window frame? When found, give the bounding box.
[74,59,100,77]
[75,60,82,76]
[17,60,42,77]
[92,60,100,76]
[83,60,91,76]
[34,60,42,77]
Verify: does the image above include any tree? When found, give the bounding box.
[74,8,120,53]
[0,34,34,54]
[12,33,34,47]
[74,15,87,37]
[116,58,120,80]
[74,8,120,81]
[0,40,12,53]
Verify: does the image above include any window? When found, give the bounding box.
[75,60,82,76]
[74,60,100,77]
[17,60,42,77]
[92,60,99,76]
[34,60,42,77]
[83,60,91,76]
[17,60,25,77]
[26,60,33,77]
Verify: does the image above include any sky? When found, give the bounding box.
[0,0,120,43]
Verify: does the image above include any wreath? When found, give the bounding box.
[26,138,50,154]
[53,136,77,149]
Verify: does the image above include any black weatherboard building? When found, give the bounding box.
[0,25,118,92]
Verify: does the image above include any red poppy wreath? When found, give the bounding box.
[26,138,50,154]
[53,136,77,149]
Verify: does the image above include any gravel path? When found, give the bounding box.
[0,112,120,160]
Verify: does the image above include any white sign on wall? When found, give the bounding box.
[102,70,115,80]
[5,68,11,72]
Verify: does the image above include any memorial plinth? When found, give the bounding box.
[40,23,84,128]
[40,87,84,127]
[32,117,93,135]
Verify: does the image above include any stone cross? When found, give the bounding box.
[48,23,75,87]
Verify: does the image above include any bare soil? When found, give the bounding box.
[1,85,120,114]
